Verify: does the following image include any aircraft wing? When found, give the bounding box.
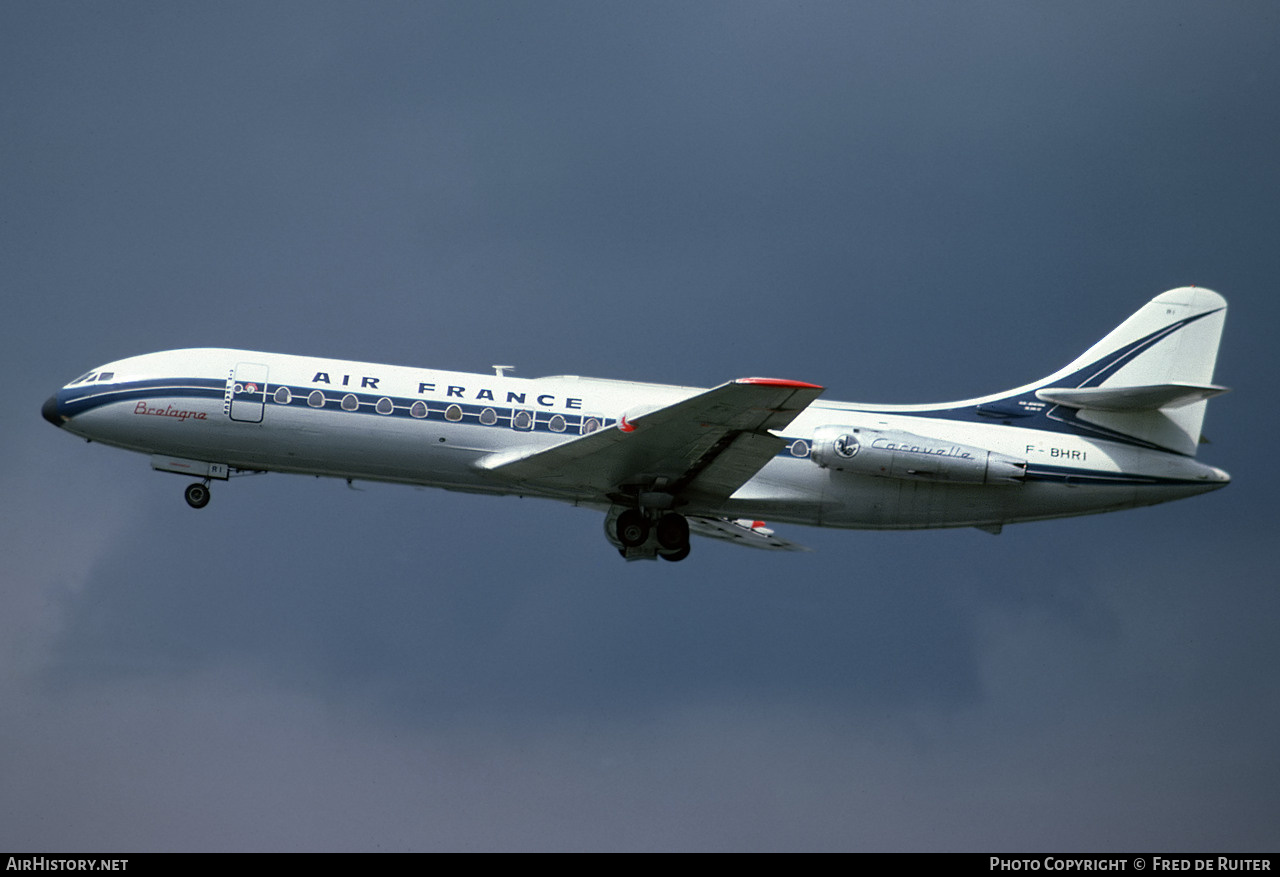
[687,516,810,551]
[475,378,823,504]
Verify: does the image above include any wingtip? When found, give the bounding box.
[736,377,824,390]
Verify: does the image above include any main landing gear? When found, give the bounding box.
[609,507,691,562]
[654,512,690,561]
[184,481,211,509]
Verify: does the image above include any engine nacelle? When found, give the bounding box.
[810,426,1026,484]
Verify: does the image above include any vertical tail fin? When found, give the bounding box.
[1033,287,1228,455]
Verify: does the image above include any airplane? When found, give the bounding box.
[41,286,1230,561]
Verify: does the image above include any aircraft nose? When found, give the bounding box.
[42,394,64,427]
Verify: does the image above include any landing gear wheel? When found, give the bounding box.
[659,543,691,562]
[184,482,211,509]
[655,513,689,551]
[616,509,649,547]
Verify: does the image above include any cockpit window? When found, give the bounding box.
[97,372,114,382]
[74,372,96,384]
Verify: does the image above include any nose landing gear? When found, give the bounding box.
[152,457,230,509]
[184,481,211,509]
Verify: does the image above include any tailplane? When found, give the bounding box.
[1030,287,1228,456]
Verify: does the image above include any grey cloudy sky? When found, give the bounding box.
[3,1,1278,851]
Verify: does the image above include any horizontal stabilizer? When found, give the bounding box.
[1036,382,1229,412]
[1031,287,1228,456]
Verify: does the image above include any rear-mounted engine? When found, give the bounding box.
[810,426,1026,484]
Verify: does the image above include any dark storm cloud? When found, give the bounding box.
[3,1,1278,851]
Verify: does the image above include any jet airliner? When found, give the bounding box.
[42,287,1230,561]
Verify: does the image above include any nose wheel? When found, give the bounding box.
[184,481,211,509]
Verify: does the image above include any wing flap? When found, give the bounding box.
[687,516,810,551]
[680,430,786,500]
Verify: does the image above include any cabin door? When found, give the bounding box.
[228,362,269,423]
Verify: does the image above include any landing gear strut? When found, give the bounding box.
[184,481,211,509]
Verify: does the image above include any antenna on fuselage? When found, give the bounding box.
[492,365,515,377]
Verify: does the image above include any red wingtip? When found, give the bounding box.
[736,377,824,390]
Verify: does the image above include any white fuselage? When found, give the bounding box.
[46,347,1229,533]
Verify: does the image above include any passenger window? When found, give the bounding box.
[581,417,601,435]
[274,387,292,404]
[308,390,325,408]
[410,401,428,419]
[479,408,498,426]
[549,414,566,433]
[341,394,359,411]
[512,410,533,430]
[376,397,394,415]
[445,404,463,422]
